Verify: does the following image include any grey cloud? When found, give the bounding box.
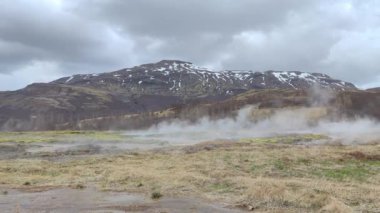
[0,0,136,74]
[0,0,379,90]
[75,0,319,66]
[76,0,314,36]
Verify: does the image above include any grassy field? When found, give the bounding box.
[0,133,379,212]
[0,130,127,143]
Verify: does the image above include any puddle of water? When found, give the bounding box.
[0,187,242,213]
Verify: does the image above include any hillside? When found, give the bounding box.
[0,60,376,131]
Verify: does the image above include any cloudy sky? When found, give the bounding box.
[0,0,379,90]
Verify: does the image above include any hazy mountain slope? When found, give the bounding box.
[367,87,380,92]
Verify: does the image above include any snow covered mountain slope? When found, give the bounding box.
[53,60,356,97]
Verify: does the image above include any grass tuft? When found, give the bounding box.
[151,192,162,200]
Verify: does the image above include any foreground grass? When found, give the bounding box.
[0,136,379,212]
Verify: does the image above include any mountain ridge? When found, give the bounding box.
[52,60,357,97]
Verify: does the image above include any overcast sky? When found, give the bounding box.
[0,0,379,90]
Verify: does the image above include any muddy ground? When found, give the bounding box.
[0,187,242,213]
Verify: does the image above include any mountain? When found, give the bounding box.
[1,60,375,131]
[367,87,380,92]
[53,60,356,98]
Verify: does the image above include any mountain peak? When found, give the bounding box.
[138,60,194,69]
[134,60,210,72]
[157,59,192,64]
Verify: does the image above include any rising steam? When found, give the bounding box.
[127,86,380,145]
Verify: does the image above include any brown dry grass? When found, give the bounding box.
[0,139,379,212]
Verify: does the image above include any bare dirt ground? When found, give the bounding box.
[0,187,241,213]
[0,131,379,212]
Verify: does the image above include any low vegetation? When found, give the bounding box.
[151,192,163,200]
[0,133,379,212]
[0,131,127,143]
[240,134,329,144]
